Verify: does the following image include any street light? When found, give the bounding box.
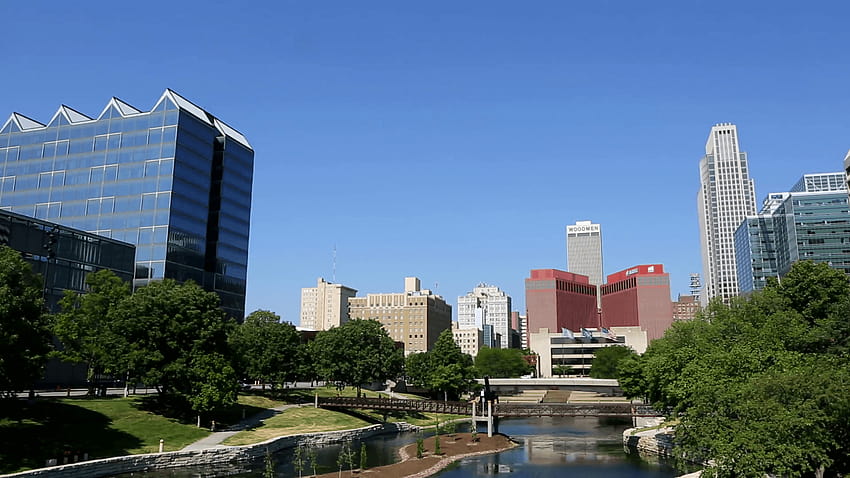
[42,226,59,308]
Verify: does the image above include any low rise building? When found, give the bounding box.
[529,327,647,377]
[452,322,483,357]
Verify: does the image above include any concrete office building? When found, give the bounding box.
[600,264,673,342]
[525,269,598,335]
[736,173,850,293]
[697,123,757,304]
[457,283,512,349]
[529,327,647,377]
[300,277,357,331]
[0,90,253,318]
[452,322,483,357]
[348,277,452,355]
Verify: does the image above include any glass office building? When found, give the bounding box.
[0,90,253,318]
[735,174,850,294]
[0,208,135,312]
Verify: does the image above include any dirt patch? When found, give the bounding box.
[314,432,516,478]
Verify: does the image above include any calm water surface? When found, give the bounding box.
[116,417,681,477]
[433,417,680,477]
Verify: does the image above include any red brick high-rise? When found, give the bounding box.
[600,264,673,342]
[525,269,599,334]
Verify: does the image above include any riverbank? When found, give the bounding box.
[314,432,516,478]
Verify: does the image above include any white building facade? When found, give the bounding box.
[457,284,512,349]
[697,123,757,304]
[566,221,603,286]
[299,277,357,331]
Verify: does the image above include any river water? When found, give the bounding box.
[117,416,682,477]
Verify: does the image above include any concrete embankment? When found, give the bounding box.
[0,422,418,478]
[622,425,702,478]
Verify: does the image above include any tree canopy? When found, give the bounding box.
[311,319,403,396]
[619,261,850,477]
[0,245,51,397]
[474,347,532,378]
[229,309,302,388]
[53,269,131,393]
[589,345,636,379]
[404,329,475,400]
[108,279,238,416]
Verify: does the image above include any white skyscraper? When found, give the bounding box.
[566,220,603,286]
[457,284,512,349]
[697,123,757,304]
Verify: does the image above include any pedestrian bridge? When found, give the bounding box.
[476,378,621,396]
[316,397,660,418]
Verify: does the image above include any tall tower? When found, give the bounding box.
[566,221,603,286]
[567,220,603,307]
[697,123,756,304]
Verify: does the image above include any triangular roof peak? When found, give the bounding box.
[7,112,45,131]
[113,97,141,116]
[60,105,93,123]
[213,118,252,149]
[48,105,93,126]
[159,89,212,125]
[98,97,143,119]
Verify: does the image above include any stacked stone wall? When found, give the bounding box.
[1,422,418,478]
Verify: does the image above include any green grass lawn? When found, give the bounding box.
[280,385,389,404]
[222,407,371,445]
[0,397,209,474]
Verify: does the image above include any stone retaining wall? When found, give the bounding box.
[622,426,676,458]
[1,422,418,478]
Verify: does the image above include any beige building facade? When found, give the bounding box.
[348,277,452,355]
[452,322,483,357]
[299,278,358,331]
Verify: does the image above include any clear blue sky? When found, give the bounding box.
[3,1,849,324]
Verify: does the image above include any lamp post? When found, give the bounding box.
[42,226,59,310]
[41,226,59,309]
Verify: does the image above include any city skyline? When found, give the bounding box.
[2,2,849,323]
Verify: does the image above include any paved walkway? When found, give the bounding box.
[181,403,302,451]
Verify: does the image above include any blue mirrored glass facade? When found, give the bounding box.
[0,90,253,318]
[735,178,850,294]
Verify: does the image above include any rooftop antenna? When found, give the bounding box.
[332,245,337,283]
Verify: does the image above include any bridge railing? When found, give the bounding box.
[317,397,663,418]
[317,397,472,415]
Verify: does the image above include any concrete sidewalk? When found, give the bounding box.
[181,403,302,451]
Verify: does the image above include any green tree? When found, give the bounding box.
[312,319,403,396]
[53,269,130,394]
[774,260,850,324]
[404,352,432,389]
[589,345,637,379]
[229,309,301,389]
[109,279,238,419]
[623,261,850,477]
[474,347,531,378]
[0,245,51,398]
[429,330,476,400]
[359,442,367,471]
